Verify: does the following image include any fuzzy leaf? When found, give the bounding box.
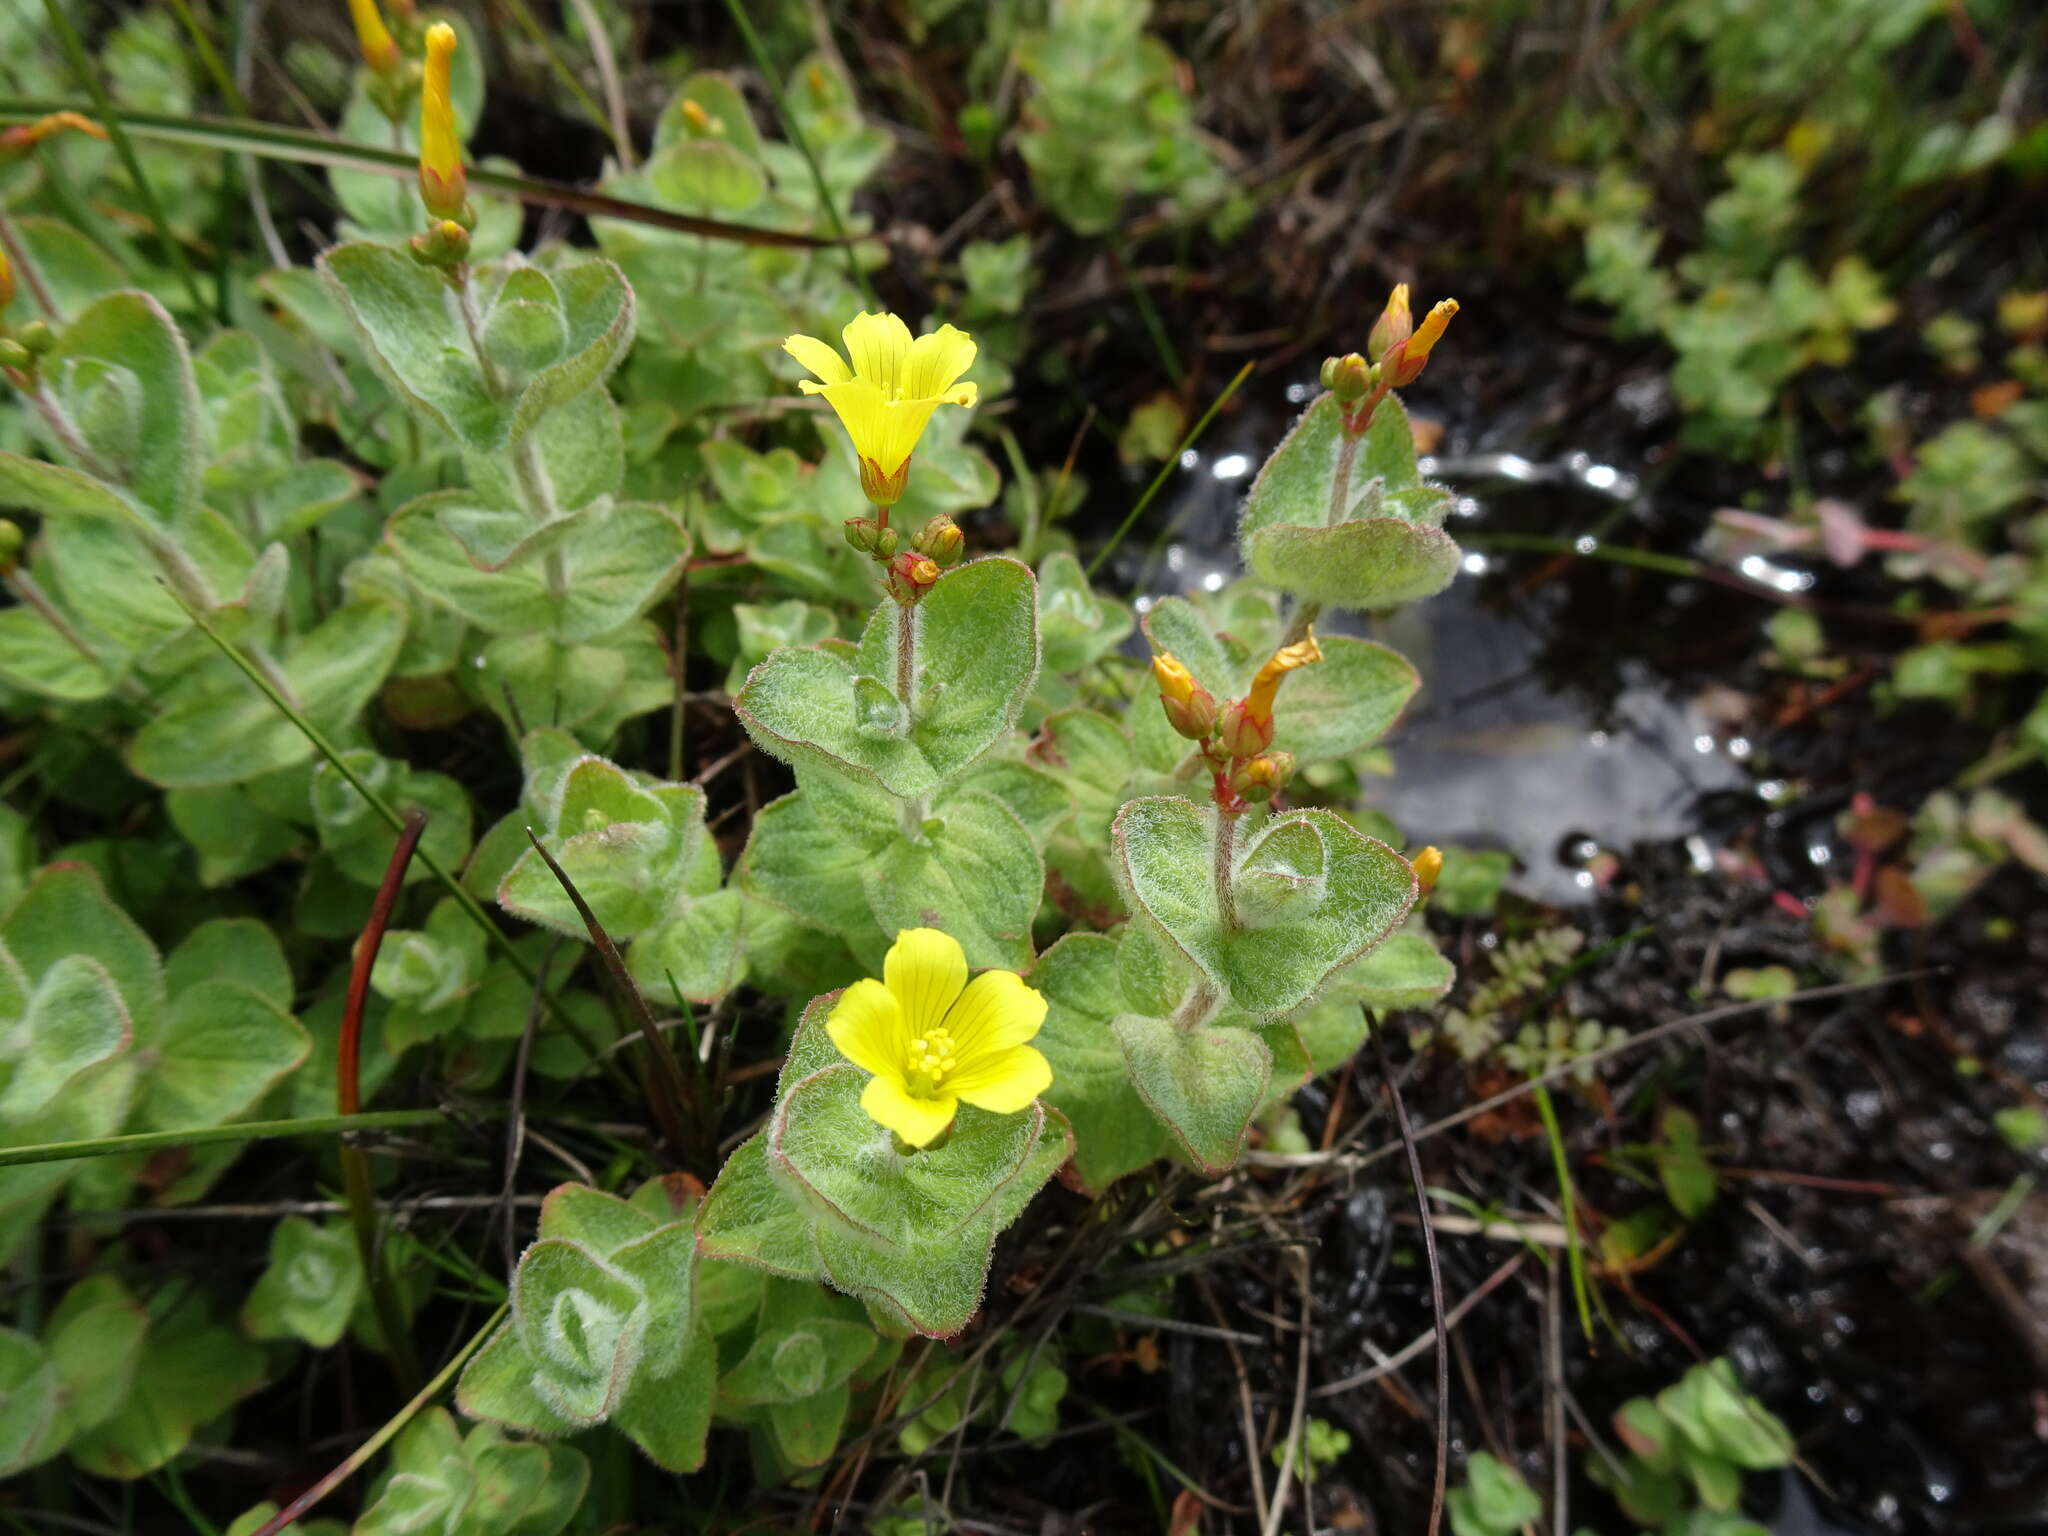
[860,790,1042,970]
[2,864,164,1043]
[127,600,406,789]
[736,557,1038,797]
[1032,933,1170,1191]
[389,493,690,642]
[47,291,203,522]
[242,1217,363,1348]
[163,919,294,1011]
[44,1276,147,1440]
[771,1063,1047,1246]
[2,955,130,1122]
[1113,1014,1271,1174]
[0,1329,61,1477]
[625,887,746,1004]
[67,1295,264,1479]
[511,1240,647,1425]
[1114,799,1417,1016]
[0,607,119,701]
[141,980,309,1131]
[609,1332,716,1471]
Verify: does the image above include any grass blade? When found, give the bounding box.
[0,1109,448,1169]
[0,98,844,249]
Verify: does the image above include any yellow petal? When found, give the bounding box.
[948,1044,1052,1114]
[809,378,890,463]
[783,332,851,386]
[883,927,968,1042]
[942,382,979,407]
[872,398,943,477]
[860,1074,957,1147]
[841,311,913,393]
[941,969,1046,1061]
[825,978,906,1082]
[903,324,977,401]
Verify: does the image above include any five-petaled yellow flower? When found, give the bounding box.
[826,928,1050,1148]
[783,313,978,507]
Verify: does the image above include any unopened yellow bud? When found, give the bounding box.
[1153,653,1217,741]
[1231,750,1296,804]
[417,23,466,222]
[1368,284,1413,363]
[1152,653,1196,708]
[346,0,400,73]
[679,99,713,134]
[883,550,942,606]
[1320,351,1372,403]
[0,245,12,317]
[912,513,965,567]
[1412,846,1443,893]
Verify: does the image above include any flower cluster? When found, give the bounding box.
[1153,635,1324,814]
[1322,285,1459,435]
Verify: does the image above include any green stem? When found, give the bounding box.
[1086,362,1253,580]
[1,564,140,702]
[894,599,917,714]
[1531,1082,1595,1340]
[24,384,120,484]
[1214,807,1241,933]
[246,1304,506,1536]
[0,1109,448,1169]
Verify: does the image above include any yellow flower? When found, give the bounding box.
[417,23,466,221]
[783,313,978,507]
[825,928,1051,1148]
[346,0,399,73]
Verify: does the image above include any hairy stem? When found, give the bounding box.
[1214,806,1242,933]
[895,599,917,714]
[2,565,141,701]
[453,268,506,396]
[25,384,121,484]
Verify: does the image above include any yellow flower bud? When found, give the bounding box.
[1153,653,1196,708]
[0,245,13,317]
[679,98,713,135]
[1368,284,1413,363]
[912,513,965,568]
[1320,351,1373,404]
[1412,846,1443,894]
[1152,653,1217,741]
[417,23,467,222]
[346,0,400,73]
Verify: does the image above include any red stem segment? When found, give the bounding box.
[340,810,429,1392]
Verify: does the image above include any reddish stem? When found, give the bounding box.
[339,810,428,1117]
